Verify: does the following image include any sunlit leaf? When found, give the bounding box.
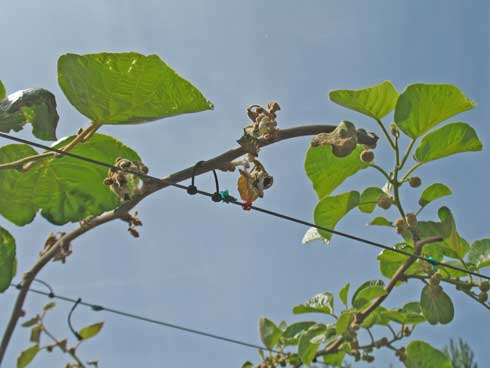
[335,311,353,335]
[79,322,104,340]
[339,283,350,308]
[405,340,451,368]
[0,88,59,141]
[293,291,334,315]
[241,362,253,368]
[0,226,16,292]
[329,81,399,120]
[351,280,385,309]
[283,321,317,341]
[420,284,454,325]
[305,145,368,200]
[17,345,39,368]
[358,187,384,213]
[302,227,328,245]
[418,183,452,207]
[298,324,328,365]
[467,239,490,269]
[314,191,360,241]
[369,216,392,227]
[377,245,423,279]
[395,83,476,139]
[414,122,482,163]
[323,351,345,367]
[258,318,282,350]
[0,134,141,226]
[58,52,213,125]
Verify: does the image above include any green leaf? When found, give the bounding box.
[293,291,334,315]
[314,191,360,241]
[79,321,104,340]
[382,302,425,325]
[241,362,253,368]
[339,283,350,308]
[302,227,328,245]
[17,345,39,368]
[418,183,452,207]
[351,280,385,309]
[30,326,42,343]
[258,318,282,350]
[395,83,476,139]
[369,216,392,227]
[329,81,399,120]
[358,187,384,213]
[21,316,40,328]
[361,306,390,328]
[0,226,16,292]
[414,122,482,163]
[377,245,423,279]
[467,239,490,269]
[420,284,454,325]
[298,324,328,365]
[0,88,59,141]
[58,52,213,125]
[322,351,345,367]
[305,145,368,199]
[43,302,56,312]
[335,311,353,335]
[0,80,5,99]
[0,134,141,226]
[283,321,317,340]
[405,340,451,368]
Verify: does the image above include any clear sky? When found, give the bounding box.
[0,1,489,367]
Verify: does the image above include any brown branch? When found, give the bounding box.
[316,235,442,358]
[0,123,370,364]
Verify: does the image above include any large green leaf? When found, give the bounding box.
[335,310,353,335]
[358,187,384,213]
[382,302,425,325]
[258,318,282,350]
[305,145,368,200]
[414,122,482,163]
[17,345,39,368]
[420,284,454,325]
[467,239,490,269]
[282,321,317,341]
[377,245,423,279]
[329,81,399,120]
[0,134,140,226]
[0,80,5,99]
[395,83,476,139]
[0,88,59,141]
[293,291,334,315]
[58,52,213,125]
[418,183,452,207]
[405,340,451,368]
[314,191,360,241]
[0,226,16,292]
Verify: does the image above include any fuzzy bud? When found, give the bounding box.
[479,292,488,303]
[409,176,422,188]
[405,212,417,228]
[390,123,399,136]
[360,150,375,163]
[377,194,392,210]
[480,281,490,292]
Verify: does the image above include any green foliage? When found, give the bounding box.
[369,216,392,227]
[16,345,39,368]
[351,280,386,309]
[358,187,384,213]
[258,318,282,350]
[414,122,482,163]
[405,340,451,368]
[419,183,452,207]
[0,226,16,292]
[293,291,334,315]
[467,239,490,269]
[314,191,359,241]
[298,324,332,365]
[329,81,399,120]
[420,284,454,325]
[58,52,213,125]
[0,80,5,99]
[395,83,476,139]
[79,322,104,341]
[339,283,350,308]
[305,145,368,200]
[0,88,59,141]
[0,134,140,225]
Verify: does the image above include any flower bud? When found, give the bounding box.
[360,150,375,163]
[409,177,421,188]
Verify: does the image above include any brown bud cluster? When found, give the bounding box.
[409,176,422,188]
[360,149,375,163]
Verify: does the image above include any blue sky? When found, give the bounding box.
[1,1,489,367]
